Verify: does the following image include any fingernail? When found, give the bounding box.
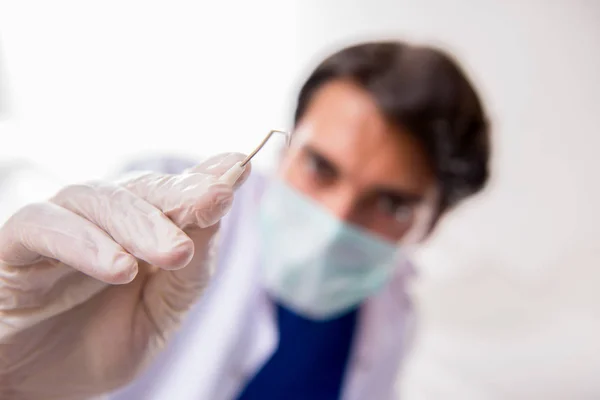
[113,252,139,284]
[169,236,195,270]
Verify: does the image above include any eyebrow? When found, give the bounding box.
[304,145,425,204]
[372,188,424,205]
[304,145,340,174]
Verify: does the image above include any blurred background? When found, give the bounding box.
[1,0,599,398]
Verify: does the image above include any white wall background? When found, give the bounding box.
[1,1,599,399]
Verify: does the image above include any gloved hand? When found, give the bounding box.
[0,153,250,400]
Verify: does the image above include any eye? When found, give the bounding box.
[305,152,337,182]
[376,195,414,223]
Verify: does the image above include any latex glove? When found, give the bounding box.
[0,153,250,400]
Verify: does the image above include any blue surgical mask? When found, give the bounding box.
[258,178,406,320]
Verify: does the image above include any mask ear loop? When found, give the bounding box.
[219,129,290,186]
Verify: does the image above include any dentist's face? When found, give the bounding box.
[279,79,436,242]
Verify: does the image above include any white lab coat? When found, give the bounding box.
[106,164,415,400]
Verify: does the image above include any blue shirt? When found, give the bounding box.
[236,303,359,400]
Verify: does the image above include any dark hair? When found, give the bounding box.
[294,41,490,217]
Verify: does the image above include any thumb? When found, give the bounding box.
[185,152,252,190]
[119,153,248,229]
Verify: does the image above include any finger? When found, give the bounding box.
[184,152,252,190]
[0,202,138,284]
[185,152,245,175]
[121,172,235,230]
[50,183,194,271]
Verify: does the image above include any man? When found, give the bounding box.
[0,41,489,399]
